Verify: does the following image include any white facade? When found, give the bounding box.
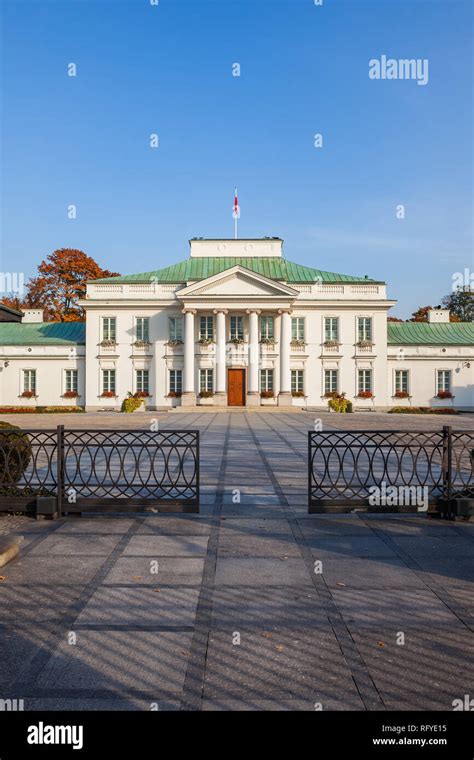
[0,238,472,411]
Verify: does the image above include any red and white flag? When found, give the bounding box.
[232,187,240,219]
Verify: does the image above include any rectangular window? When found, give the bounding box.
[230,315,244,340]
[102,317,116,342]
[357,317,372,342]
[291,317,305,341]
[291,369,304,393]
[136,317,149,342]
[199,368,213,393]
[260,369,274,392]
[102,369,116,394]
[199,315,214,340]
[136,369,149,394]
[65,369,78,392]
[437,370,451,393]
[260,316,274,340]
[169,317,183,342]
[169,369,182,394]
[324,317,339,342]
[23,369,36,393]
[395,370,409,394]
[324,369,338,394]
[358,369,372,394]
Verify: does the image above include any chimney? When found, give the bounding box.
[22,309,44,324]
[427,308,450,324]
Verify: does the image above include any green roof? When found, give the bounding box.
[388,322,474,345]
[93,257,381,285]
[0,322,85,346]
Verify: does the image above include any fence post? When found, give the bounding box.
[308,431,312,512]
[195,430,200,512]
[442,425,453,519]
[56,425,64,517]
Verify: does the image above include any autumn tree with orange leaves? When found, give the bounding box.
[6,249,119,322]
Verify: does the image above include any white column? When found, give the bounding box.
[278,309,292,405]
[246,309,260,405]
[214,309,227,405]
[182,309,196,405]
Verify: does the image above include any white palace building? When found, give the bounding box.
[0,237,473,411]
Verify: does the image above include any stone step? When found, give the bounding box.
[170,406,302,413]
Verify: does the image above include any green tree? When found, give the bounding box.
[442,287,473,322]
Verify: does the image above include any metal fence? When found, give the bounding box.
[0,427,199,515]
[308,426,474,515]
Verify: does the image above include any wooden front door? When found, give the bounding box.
[227,369,246,406]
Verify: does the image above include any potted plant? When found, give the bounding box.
[324,391,338,399]
[167,390,182,398]
[260,337,276,345]
[100,390,116,398]
[229,337,245,345]
[290,339,305,348]
[357,390,373,399]
[167,339,183,348]
[20,390,37,399]
[394,390,410,399]
[133,340,150,348]
[356,340,374,348]
[323,340,340,348]
[100,339,117,348]
[197,337,214,345]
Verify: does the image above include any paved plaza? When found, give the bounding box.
[0,411,473,710]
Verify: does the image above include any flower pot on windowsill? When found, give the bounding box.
[63,391,80,399]
[393,391,410,400]
[100,340,117,349]
[435,391,453,400]
[100,391,117,399]
[323,391,338,399]
[356,391,374,400]
[133,340,151,350]
[290,340,306,349]
[167,391,182,398]
[20,391,37,399]
[323,340,340,350]
[229,338,245,345]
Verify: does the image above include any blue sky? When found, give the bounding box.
[1,0,472,318]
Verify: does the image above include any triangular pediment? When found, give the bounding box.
[176,265,298,299]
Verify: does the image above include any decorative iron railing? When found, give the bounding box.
[308,427,473,515]
[0,427,199,514]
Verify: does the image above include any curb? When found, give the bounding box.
[0,535,24,568]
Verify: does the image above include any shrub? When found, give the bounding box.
[121,393,144,413]
[0,406,83,414]
[328,393,353,413]
[0,421,32,487]
[0,407,37,414]
[43,406,84,413]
